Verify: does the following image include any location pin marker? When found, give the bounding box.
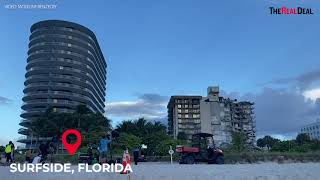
[62,129,82,155]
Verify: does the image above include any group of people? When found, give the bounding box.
[2,133,142,167]
[87,134,141,166]
[24,141,56,164]
[1,140,56,164]
[85,134,133,174]
[97,134,142,166]
[86,134,112,164]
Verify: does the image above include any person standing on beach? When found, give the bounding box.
[5,141,14,163]
[99,134,111,163]
[39,142,50,163]
[9,141,15,162]
[133,146,140,165]
[25,149,32,163]
[121,147,131,174]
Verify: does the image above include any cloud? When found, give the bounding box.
[267,69,320,91]
[295,69,320,90]
[0,96,12,105]
[254,68,320,136]
[0,138,9,146]
[0,137,23,148]
[105,93,169,122]
[234,88,319,136]
[303,88,320,101]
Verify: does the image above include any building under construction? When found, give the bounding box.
[167,86,256,146]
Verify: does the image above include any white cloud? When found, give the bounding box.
[105,93,168,122]
[303,88,320,101]
[0,96,12,105]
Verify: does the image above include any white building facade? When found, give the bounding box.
[300,120,320,140]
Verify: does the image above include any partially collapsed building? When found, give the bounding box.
[167,86,256,146]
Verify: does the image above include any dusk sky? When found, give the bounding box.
[0,0,320,146]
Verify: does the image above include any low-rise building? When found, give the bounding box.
[300,119,320,140]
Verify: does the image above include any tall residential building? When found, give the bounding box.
[300,119,320,140]
[168,86,256,146]
[18,20,107,148]
[167,96,202,140]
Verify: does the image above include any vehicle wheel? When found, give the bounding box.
[185,155,195,164]
[179,156,185,164]
[215,155,224,164]
[208,153,215,164]
[207,158,214,164]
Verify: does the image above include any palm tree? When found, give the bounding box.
[134,118,148,137]
[116,120,137,135]
[28,105,112,150]
[75,105,92,128]
[152,121,166,132]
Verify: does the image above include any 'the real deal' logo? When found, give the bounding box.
[269,7,314,15]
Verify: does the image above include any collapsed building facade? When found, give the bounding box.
[167,86,256,146]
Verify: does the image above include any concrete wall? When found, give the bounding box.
[200,97,232,146]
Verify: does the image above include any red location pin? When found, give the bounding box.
[62,129,82,155]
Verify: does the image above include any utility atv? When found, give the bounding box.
[176,133,224,164]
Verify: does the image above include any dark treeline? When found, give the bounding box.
[114,118,183,156]
[26,105,112,147]
[257,134,320,152]
[15,105,183,156]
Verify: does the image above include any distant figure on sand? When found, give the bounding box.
[39,142,50,163]
[121,147,131,174]
[99,134,111,163]
[133,146,140,165]
[25,149,32,163]
[32,154,42,164]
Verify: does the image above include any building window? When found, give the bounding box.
[193,109,200,113]
[193,114,200,118]
[193,105,199,108]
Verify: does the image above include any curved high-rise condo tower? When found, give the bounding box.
[18,20,107,148]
